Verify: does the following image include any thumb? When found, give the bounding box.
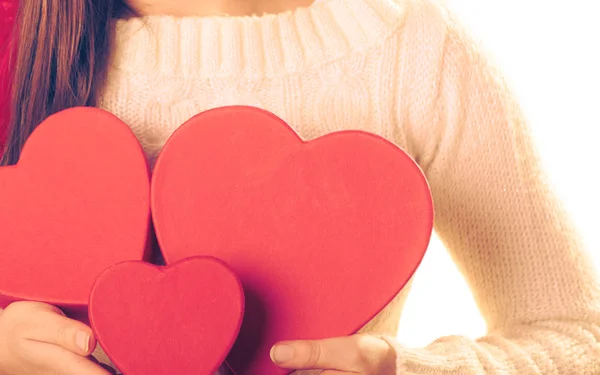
[270,337,357,371]
[22,303,96,356]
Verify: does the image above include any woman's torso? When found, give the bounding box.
[94,0,442,370]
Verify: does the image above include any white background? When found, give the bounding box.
[397,0,600,347]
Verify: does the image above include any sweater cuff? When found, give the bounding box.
[379,335,476,374]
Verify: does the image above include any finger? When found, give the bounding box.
[321,371,353,375]
[89,355,119,374]
[20,303,96,356]
[27,340,112,375]
[270,336,361,371]
[98,362,119,375]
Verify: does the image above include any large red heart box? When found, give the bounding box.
[151,106,434,375]
[89,256,245,375]
[0,107,151,318]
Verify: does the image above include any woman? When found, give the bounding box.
[0,0,599,374]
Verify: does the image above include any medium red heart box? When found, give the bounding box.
[152,106,434,375]
[0,107,152,319]
[89,256,245,375]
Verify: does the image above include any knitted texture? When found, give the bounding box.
[97,0,600,373]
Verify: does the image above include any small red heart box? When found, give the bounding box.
[89,256,245,375]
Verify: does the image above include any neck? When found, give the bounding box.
[126,0,316,17]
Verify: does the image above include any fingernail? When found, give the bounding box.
[76,331,90,353]
[270,344,295,364]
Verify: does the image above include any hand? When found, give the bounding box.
[270,334,397,375]
[0,301,112,375]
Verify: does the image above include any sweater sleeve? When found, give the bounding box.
[387,1,600,373]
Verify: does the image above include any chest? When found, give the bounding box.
[99,61,408,165]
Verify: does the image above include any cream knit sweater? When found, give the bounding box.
[95,0,600,373]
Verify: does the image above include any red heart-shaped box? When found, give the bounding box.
[89,256,245,375]
[0,107,151,319]
[152,106,434,375]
